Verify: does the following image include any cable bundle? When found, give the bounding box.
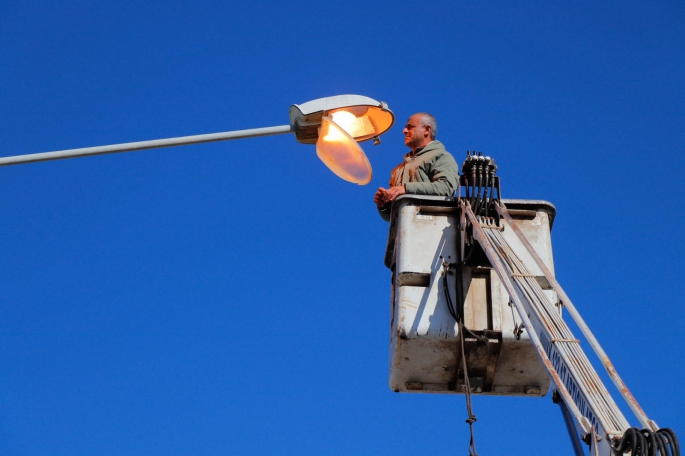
[612,427,679,456]
[460,152,499,218]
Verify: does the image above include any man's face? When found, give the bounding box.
[402,115,430,150]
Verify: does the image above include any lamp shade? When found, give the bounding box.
[316,116,372,185]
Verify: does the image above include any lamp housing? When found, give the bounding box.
[290,95,394,144]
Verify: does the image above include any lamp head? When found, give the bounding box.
[290,95,394,144]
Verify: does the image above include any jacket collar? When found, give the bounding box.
[406,140,443,160]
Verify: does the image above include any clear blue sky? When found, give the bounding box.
[1,1,684,454]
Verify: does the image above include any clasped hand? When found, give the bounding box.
[374,185,406,208]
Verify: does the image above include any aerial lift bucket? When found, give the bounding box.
[386,195,557,396]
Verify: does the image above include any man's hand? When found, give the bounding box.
[374,188,387,208]
[375,186,406,208]
[383,185,406,203]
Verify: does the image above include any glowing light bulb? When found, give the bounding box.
[331,111,357,133]
[324,111,356,142]
[316,116,372,185]
[325,109,377,141]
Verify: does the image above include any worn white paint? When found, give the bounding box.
[387,196,556,396]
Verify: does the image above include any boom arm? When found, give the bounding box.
[463,201,621,454]
[455,152,678,455]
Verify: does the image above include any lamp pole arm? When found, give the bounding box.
[0,124,297,168]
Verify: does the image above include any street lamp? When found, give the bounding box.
[0,94,394,185]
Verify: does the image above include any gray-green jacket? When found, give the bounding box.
[378,140,459,221]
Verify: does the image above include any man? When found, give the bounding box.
[374,113,459,221]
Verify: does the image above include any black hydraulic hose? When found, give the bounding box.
[637,428,646,455]
[462,240,476,265]
[477,176,486,214]
[454,265,463,322]
[659,428,680,456]
[478,159,486,212]
[485,177,495,217]
[478,165,489,216]
[629,427,638,454]
[639,430,648,455]
[470,162,477,206]
[474,160,482,213]
[443,251,488,347]
[472,182,479,214]
[644,430,658,456]
[613,428,638,455]
[442,264,459,322]
[655,432,669,456]
[473,167,482,215]
[479,160,489,214]
[613,427,680,456]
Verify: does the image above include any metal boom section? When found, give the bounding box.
[455,151,678,456]
[463,202,624,454]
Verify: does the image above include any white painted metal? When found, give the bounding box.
[386,195,555,396]
[290,95,382,121]
[0,125,296,167]
[496,204,657,432]
[465,204,637,455]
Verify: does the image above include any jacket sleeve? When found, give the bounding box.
[377,204,391,222]
[404,152,459,197]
